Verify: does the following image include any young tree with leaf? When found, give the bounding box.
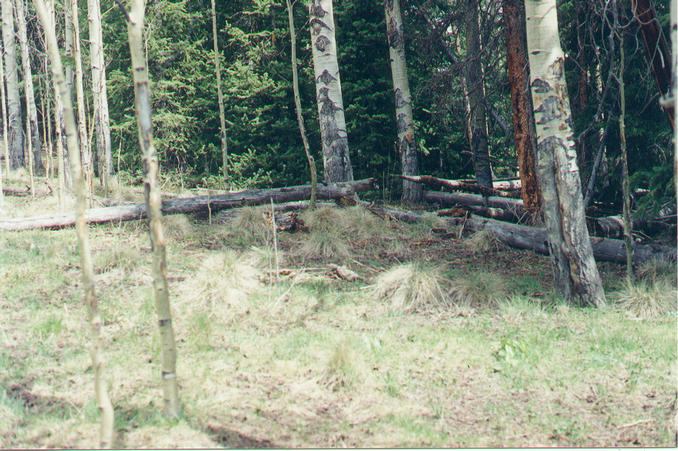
[286,0,317,207]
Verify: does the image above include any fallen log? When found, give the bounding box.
[424,190,526,214]
[363,205,676,265]
[0,179,376,231]
[3,184,52,197]
[397,175,520,198]
[460,215,676,266]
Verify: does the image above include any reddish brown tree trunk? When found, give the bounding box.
[502,0,540,215]
[631,0,674,126]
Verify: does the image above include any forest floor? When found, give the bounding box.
[0,175,676,448]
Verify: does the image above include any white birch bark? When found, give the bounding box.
[2,0,23,168]
[309,0,353,183]
[384,0,421,203]
[33,0,115,445]
[88,0,113,184]
[524,0,605,307]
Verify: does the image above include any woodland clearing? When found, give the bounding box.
[0,178,676,448]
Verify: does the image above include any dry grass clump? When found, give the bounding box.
[296,207,351,261]
[449,270,507,308]
[94,246,141,274]
[178,250,263,318]
[321,340,356,391]
[465,229,506,254]
[614,279,677,319]
[636,258,676,285]
[370,263,451,313]
[226,206,272,246]
[163,214,194,243]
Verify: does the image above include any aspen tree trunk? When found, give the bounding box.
[33,0,115,446]
[463,0,492,190]
[2,0,24,168]
[123,0,180,418]
[0,38,10,177]
[14,0,33,195]
[69,0,92,198]
[210,0,228,185]
[617,9,633,281]
[309,0,353,183]
[670,0,677,279]
[39,74,51,178]
[286,0,317,207]
[631,0,674,126]
[502,0,540,215]
[88,0,113,185]
[524,0,606,307]
[15,0,42,173]
[384,0,422,203]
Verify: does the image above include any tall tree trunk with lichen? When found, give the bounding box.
[15,0,42,175]
[2,0,24,168]
[33,0,115,446]
[309,0,353,183]
[524,0,606,307]
[210,0,228,186]
[385,0,421,203]
[463,0,492,190]
[123,0,180,418]
[502,0,540,216]
[286,0,317,207]
[88,0,113,186]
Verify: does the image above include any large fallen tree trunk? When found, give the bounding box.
[368,205,675,265]
[0,179,375,231]
[398,175,520,198]
[424,190,526,215]
[460,215,676,266]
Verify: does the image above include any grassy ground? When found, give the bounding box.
[0,186,676,448]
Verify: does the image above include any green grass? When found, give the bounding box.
[0,202,675,448]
